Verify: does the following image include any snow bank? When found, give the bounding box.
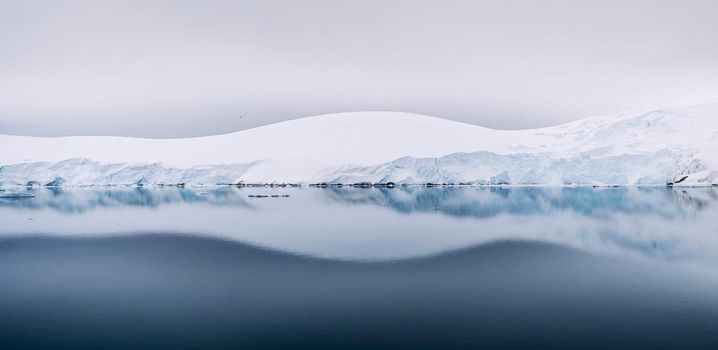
[1,102,717,187]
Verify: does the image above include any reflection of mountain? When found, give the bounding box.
[322,186,717,219]
[1,233,717,349]
[2,187,715,219]
[1,187,718,267]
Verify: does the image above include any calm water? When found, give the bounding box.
[1,186,718,349]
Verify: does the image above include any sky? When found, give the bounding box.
[1,0,717,138]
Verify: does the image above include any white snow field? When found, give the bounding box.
[1,101,717,187]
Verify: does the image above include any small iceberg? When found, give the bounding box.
[248,194,290,198]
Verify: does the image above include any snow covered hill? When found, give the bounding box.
[1,102,717,187]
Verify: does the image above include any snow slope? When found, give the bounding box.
[1,102,717,186]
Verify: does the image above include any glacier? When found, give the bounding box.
[1,101,717,187]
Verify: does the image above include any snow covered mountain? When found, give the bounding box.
[1,102,717,187]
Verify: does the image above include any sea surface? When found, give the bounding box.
[1,186,718,349]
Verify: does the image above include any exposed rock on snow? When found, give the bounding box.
[1,102,717,187]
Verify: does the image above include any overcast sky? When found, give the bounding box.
[1,0,717,137]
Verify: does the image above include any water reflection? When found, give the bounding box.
[2,187,718,348]
[323,186,716,219]
[1,187,717,265]
[0,187,253,213]
[1,234,717,349]
[2,186,715,218]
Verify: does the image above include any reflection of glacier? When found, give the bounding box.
[1,187,715,219]
[323,186,717,219]
[0,187,253,213]
[1,187,717,266]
